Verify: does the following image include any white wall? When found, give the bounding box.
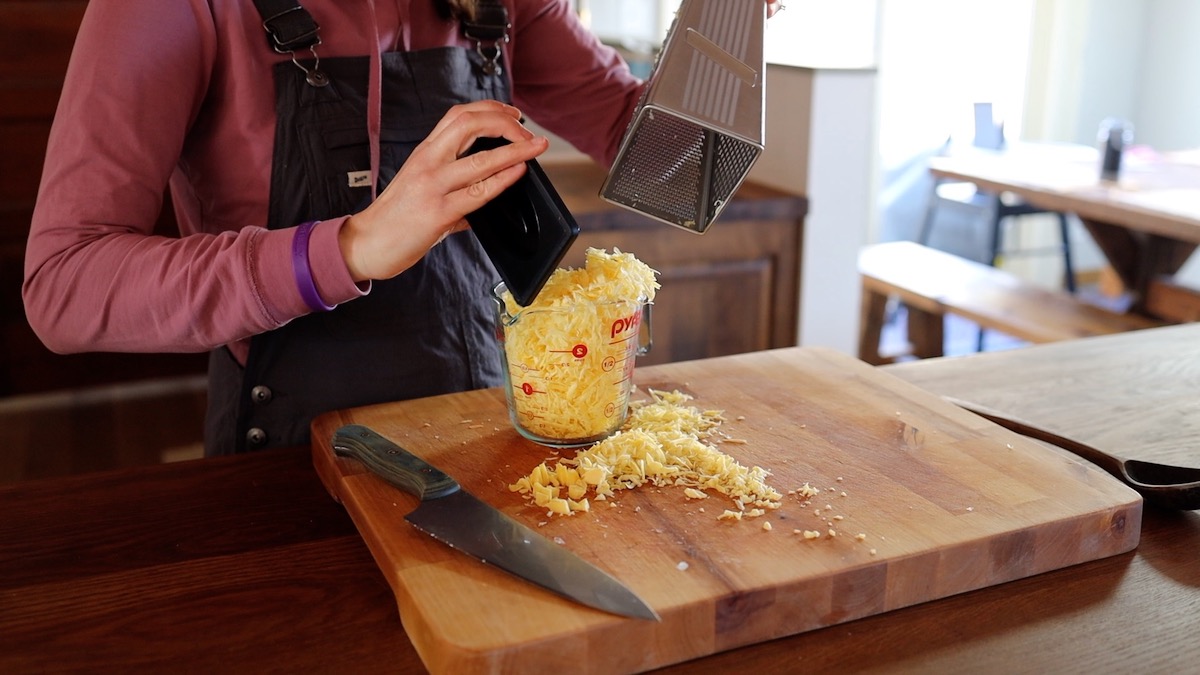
[1071,0,1147,146]
[749,67,878,354]
[1027,0,1199,151]
[1138,0,1200,150]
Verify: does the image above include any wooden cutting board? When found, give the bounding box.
[311,347,1140,674]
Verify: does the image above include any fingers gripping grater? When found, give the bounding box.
[600,0,766,234]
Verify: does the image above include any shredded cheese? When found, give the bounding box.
[509,389,783,519]
[497,248,660,442]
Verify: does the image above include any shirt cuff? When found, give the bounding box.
[306,216,372,305]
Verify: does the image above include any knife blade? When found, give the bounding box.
[331,424,660,621]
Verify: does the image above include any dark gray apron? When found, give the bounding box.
[205,33,510,455]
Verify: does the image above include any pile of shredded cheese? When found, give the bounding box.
[509,389,782,519]
[501,248,659,316]
[498,248,660,442]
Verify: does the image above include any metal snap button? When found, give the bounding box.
[245,428,268,447]
[250,385,273,404]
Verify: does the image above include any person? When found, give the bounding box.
[24,0,782,457]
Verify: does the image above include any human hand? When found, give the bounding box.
[337,99,550,282]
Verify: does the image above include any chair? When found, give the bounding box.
[918,103,1076,289]
[916,103,1076,349]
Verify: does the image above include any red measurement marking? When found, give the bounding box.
[549,343,588,359]
[520,382,543,396]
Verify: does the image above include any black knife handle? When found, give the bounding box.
[331,424,461,501]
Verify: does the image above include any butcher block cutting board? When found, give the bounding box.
[311,347,1140,674]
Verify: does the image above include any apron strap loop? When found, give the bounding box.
[462,0,510,76]
[291,45,330,88]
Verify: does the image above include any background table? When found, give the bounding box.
[929,144,1200,321]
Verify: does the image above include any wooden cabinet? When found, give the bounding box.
[546,161,806,367]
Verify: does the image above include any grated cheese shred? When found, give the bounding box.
[509,389,782,519]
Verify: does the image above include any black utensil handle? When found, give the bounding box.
[332,424,460,500]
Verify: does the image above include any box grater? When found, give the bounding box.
[600,0,766,234]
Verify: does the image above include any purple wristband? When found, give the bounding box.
[292,221,335,312]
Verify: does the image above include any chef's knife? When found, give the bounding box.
[331,424,660,621]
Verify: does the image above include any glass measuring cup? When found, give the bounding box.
[492,281,653,447]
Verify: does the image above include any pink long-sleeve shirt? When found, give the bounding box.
[24,0,641,364]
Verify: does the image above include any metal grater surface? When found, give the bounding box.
[601,0,765,233]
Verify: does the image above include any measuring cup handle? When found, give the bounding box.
[638,303,653,356]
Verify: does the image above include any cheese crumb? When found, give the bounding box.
[677,561,689,571]
[762,521,773,531]
[793,483,819,499]
[802,530,821,540]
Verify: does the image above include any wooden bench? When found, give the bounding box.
[858,241,1167,365]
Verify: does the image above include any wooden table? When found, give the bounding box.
[3,325,1199,673]
[929,143,1200,321]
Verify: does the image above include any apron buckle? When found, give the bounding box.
[257,1,328,87]
[472,38,508,76]
[262,5,322,54]
[462,0,510,77]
